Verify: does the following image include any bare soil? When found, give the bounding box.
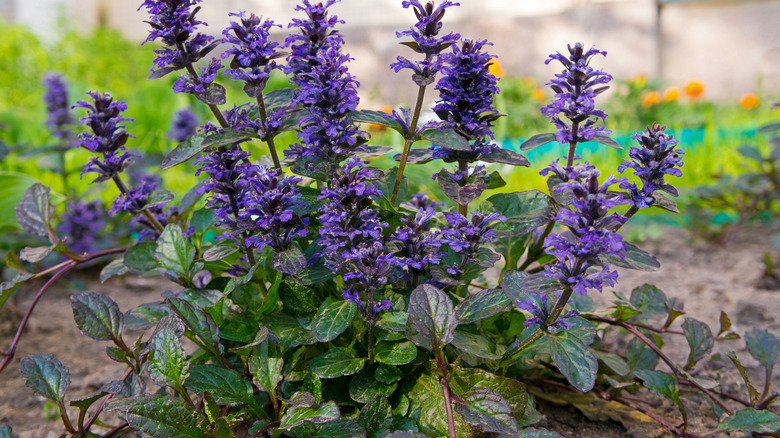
[1,226,778,437]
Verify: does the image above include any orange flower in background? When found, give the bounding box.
[641,91,661,108]
[684,80,705,100]
[368,105,394,132]
[488,59,505,79]
[531,88,546,102]
[663,86,680,102]
[739,93,760,110]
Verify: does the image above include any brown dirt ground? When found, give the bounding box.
[1,225,779,437]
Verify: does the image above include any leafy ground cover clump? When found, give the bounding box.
[2,1,780,437]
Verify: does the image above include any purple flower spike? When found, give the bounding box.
[73,91,136,183]
[440,211,505,275]
[43,73,75,140]
[541,43,613,145]
[195,144,257,231]
[392,0,460,86]
[518,292,579,333]
[285,0,345,79]
[58,200,105,254]
[619,123,684,208]
[432,39,501,161]
[391,206,445,276]
[222,12,284,98]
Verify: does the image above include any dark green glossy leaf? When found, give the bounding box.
[249,338,284,394]
[280,401,340,430]
[405,284,457,351]
[450,367,528,423]
[589,135,622,149]
[280,279,325,316]
[422,127,470,151]
[520,133,556,151]
[124,302,169,331]
[455,288,512,324]
[452,329,503,359]
[716,407,780,433]
[273,244,307,275]
[202,242,238,262]
[293,259,337,285]
[682,317,714,370]
[483,190,551,238]
[15,183,53,240]
[405,373,470,437]
[70,291,123,341]
[501,271,560,310]
[185,364,253,407]
[142,189,174,211]
[124,241,158,275]
[263,87,295,110]
[480,148,530,166]
[651,192,679,213]
[162,135,206,170]
[310,348,365,379]
[351,109,404,132]
[111,395,209,438]
[454,388,518,434]
[374,364,403,384]
[149,327,188,390]
[626,336,659,374]
[316,420,367,437]
[349,366,398,403]
[166,298,222,354]
[201,128,255,148]
[602,242,659,271]
[635,370,679,403]
[595,351,630,376]
[19,353,70,402]
[628,284,668,318]
[190,208,214,235]
[373,341,417,365]
[746,328,780,371]
[100,258,128,283]
[212,418,233,438]
[311,298,358,342]
[264,313,317,347]
[155,224,196,281]
[357,396,393,438]
[550,335,597,392]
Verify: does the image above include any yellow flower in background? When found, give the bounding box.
[631,74,647,88]
[488,59,505,79]
[641,91,661,108]
[739,93,760,110]
[663,86,680,102]
[684,80,705,100]
[531,88,546,102]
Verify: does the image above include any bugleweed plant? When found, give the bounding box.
[3,1,780,437]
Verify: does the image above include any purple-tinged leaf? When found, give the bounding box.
[520,133,556,151]
[201,129,255,148]
[202,242,238,262]
[392,148,435,164]
[453,388,518,435]
[194,83,226,105]
[480,148,530,167]
[273,244,307,276]
[71,291,123,341]
[147,66,179,80]
[161,135,206,170]
[351,109,404,132]
[455,288,512,324]
[15,183,54,242]
[602,242,659,271]
[589,135,622,149]
[550,334,597,392]
[745,329,780,372]
[167,297,222,354]
[19,353,70,402]
[682,317,714,370]
[422,127,470,151]
[651,192,679,213]
[405,284,457,352]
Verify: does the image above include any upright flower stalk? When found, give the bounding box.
[43,73,75,194]
[390,0,460,205]
[542,43,612,167]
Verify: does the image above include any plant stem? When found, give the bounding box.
[84,367,134,434]
[517,220,556,272]
[255,95,282,170]
[435,348,457,438]
[111,174,165,233]
[457,159,469,216]
[177,42,229,128]
[565,120,580,167]
[390,85,427,206]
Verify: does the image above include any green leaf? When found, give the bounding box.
[452,329,503,359]
[149,327,189,390]
[738,145,764,163]
[357,396,393,438]
[311,298,357,343]
[143,189,175,211]
[280,401,340,430]
[264,313,317,347]
[727,352,760,404]
[280,279,325,316]
[70,291,123,341]
[201,129,255,148]
[602,242,659,271]
[635,370,679,403]
[0,172,38,233]
[15,182,54,241]
[520,133,556,151]
[376,311,407,332]
[212,418,233,438]
[19,353,69,402]
[124,241,158,275]
[626,336,659,374]
[375,364,403,384]
[682,317,714,370]
[450,367,528,424]
[454,388,518,434]
[185,364,253,407]
[511,428,564,437]
[373,341,417,365]
[349,366,398,403]
[716,407,780,433]
[350,109,404,132]
[383,432,427,438]
[550,335,597,392]
[162,135,206,170]
[405,284,457,352]
[745,328,780,371]
[422,127,470,151]
[310,348,366,379]
[589,135,622,149]
[455,288,512,324]
[595,351,630,376]
[0,425,15,438]
[100,258,128,283]
[628,284,668,319]
[166,297,222,354]
[249,338,284,394]
[154,224,196,282]
[0,272,34,308]
[190,208,214,235]
[202,242,238,262]
[111,395,209,437]
[405,373,470,437]
[273,245,307,275]
[316,420,367,437]
[483,190,552,237]
[480,148,530,167]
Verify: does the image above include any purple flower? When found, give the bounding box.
[391,207,445,276]
[518,292,579,333]
[402,192,445,211]
[222,12,284,97]
[172,57,223,97]
[73,91,136,183]
[541,162,629,295]
[384,108,437,140]
[392,0,460,86]
[238,166,309,252]
[168,108,199,142]
[618,123,684,208]
[195,144,256,230]
[439,211,505,275]
[110,180,157,217]
[284,0,345,80]
[432,39,501,161]
[541,43,613,145]
[58,200,105,254]
[43,73,74,140]
[343,241,397,293]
